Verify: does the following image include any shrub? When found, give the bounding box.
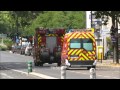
[0,45,7,51]
[3,38,14,50]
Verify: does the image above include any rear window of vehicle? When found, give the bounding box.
[83,39,93,51]
[70,39,81,48]
[69,39,93,51]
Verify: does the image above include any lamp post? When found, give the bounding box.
[91,11,92,28]
[95,24,101,46]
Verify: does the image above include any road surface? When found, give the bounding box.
[0,51,120,79]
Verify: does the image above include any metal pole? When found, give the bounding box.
[103,37,104,60]
[90,68,96,79]
[116,18,119,63]
[91,11,92,28]
[101,52,102,63]
[61,66,66,79]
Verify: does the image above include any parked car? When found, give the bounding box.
[12,45,21,54]
[20,45,27,55]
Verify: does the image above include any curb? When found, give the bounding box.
[96,64,120,69]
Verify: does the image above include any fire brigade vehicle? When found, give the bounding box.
[61,28,97,69]
[33,27,65,66]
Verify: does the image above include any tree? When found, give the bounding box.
[94,11,120,63]
[28,11,86,35]
[9,11,42,36]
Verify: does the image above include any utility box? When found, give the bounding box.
[97,46,104,60]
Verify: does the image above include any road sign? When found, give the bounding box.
[0,34,7,38]
[101,29,110,35]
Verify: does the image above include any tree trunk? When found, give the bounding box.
[113,45,116,62]
[112,16,116,63]
[112,16,119,63]
[116,17,119,63]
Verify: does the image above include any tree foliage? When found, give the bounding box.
[27,11,86,35]
[94,11,120,63]
[94,11,120,25]
[0,11,86,36]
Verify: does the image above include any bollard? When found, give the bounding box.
[61,66,66,79]
[28,61,32,73]
[90,68,96,79]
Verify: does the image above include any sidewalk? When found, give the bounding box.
[96,59,120,68]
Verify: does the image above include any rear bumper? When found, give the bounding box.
[65,59,97,67]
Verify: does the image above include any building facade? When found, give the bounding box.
[86,11,111,58]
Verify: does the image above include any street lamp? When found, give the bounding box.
[95,24,101,46]
[91,11,92,28]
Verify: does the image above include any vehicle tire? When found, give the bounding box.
[34,62,39,66]
[92,66,96,69]
[49,62,52,64]
[57,62,61,67]
[87,67,91,70]
[66,66,70,70]
[20,51,22,55]
[39,62,43,66]
[28,53,31,56]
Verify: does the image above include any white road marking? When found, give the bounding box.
[30,72,58,79]
[15,63,21,64]
[0,73,14,79]
[5,67,58,79]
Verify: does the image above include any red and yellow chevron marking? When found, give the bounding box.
[65,32,96,61]
[68,49,96,61]
[67,33,78,42]
[74,33,81,38]
[37,34,41,46]
[86,33,95,42]
[68,49,74,55]
[61,36,64,45]
[71,49,78,55]
[47,34,58,36]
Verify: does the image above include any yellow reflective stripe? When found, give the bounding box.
[71,49,78,55]
[68,57,70,60]
[92,51,95,54]
[88,52,92,55]
[76,49,82,55]
[86,33,95,42]
[74,58,78,61]
[68,49,74,55]
[82,53,89,60]
[81,57,84,61]
[67,33,77,42]
[69,58,72,61]
[74,33,81,38]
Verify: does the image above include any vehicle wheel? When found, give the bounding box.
[57,62,61,67]
[87,67,91,70]
[66,66,70,70]
[39,63,43,66]
[21,51,23,55]
[34,62,39,66]
[28,53,31,56]
[92,66,96,69]
[49,62,52,64]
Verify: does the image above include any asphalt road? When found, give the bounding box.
[0,51,120,79]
